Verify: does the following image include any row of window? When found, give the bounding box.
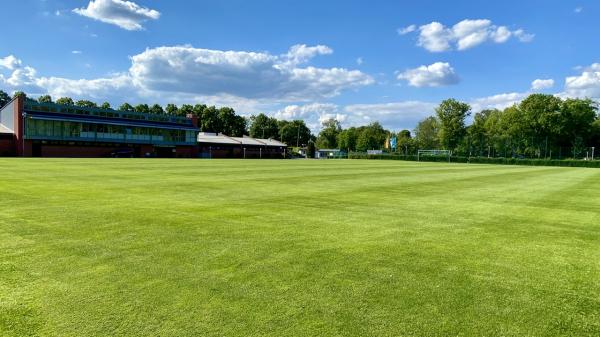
[25,103,190,124]
[25,119,196,144]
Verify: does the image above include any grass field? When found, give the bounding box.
[1,159,599,336]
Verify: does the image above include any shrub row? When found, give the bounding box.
[348,152,600,168]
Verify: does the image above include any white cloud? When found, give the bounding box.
[574,6,583,13]
[356,57,363,65]
[397,24,416,35]
[397,62,459,87]
[129,44,373,101]
[276,101,437,132]
[411,19,533,52]
[469,92,528,112]
[72,50,83,55]
[73,0,160,31]
[531,78,554,90]
[0,55,22,70]
[0,45,373,109]
[563,63,600,99]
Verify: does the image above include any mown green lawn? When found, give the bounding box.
[0,159,599,336]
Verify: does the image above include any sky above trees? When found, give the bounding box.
[1,0,599,133]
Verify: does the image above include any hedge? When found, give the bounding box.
[348,152,600,168]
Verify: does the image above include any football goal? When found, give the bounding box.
[417,149,451,162]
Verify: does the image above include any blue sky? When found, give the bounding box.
[1,0,599,132]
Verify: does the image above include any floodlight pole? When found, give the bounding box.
[592,147,595,161]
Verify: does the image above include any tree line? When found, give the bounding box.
[3,90,599,158]
[410,95,600,159]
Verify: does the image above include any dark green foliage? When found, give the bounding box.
[316,118,341,149]
[134,104,150,114]
[12,91,26,99]
[306,141,316,158]
[37,95,52,103]
[249,113,279,139]
[100,102,112,110]
[119,103,135,112]
[75,100,98,108]
[56,97,75,105]
[165,104,178,115]
[279,120,311,146]
[436,98,471,151]
[0,90,10,107]
[356,122,387,151]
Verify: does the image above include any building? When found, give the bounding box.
[0,96,199,157]
[197,132,287,158]
[315,148,345,159]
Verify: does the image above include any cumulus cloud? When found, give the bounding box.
[129,44,373,101]
[408,19,533,52]
[73,0,160,31]
[531,78,554,90]
[469,92,528,112]
[397,24,416,35]
[0,55,22,70]
[397,62,459,87]
[276,101,437,132]
[563,63,600,99]
[0,44,373,107]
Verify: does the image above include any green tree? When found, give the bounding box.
[0,90,10,107]
[519,94,562,157]
[218,107,246,136]
[558,98,597,148]
[134,104,150,114]
[397,129,413,154]
[75,100,98,108]
[100,102,111,109]
[249,113,279,139]
[178,104,194,117]
[414,116,440,149]
[37,95,53,103]
[316,118,341,149]
[201,106,222,133]
[337,127,359,152]
[279,120,311,146]
[306,141,316,158]
[165,104,178,115]
[356,122,387,151]
[56,97,75,105]
[436,98,471,151]
[13,91,26,100]
[119,103,135,112]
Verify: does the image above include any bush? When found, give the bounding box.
[348,152,600,168]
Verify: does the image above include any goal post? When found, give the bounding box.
[417,149,451,162]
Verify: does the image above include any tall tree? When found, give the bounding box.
[178,104,194,117]
[149,104,164,115]
[201,106,222,133]
[165,104,178,115]
[249,113,279,139]
[558,98,597,148]
[0,90,11,107]
[56,97,75,105]
[337,127,359,151]
[134,104,150,114]
[316,118,341,149]
[519,94,562,157]
[279,120,311,146]
[219,107,246,136]
[75,100,98,108]
[414,116,440,149]
[436,99,471,151]
[13,91,26,100]
[100,102,111,109]
[356,122,387,151]
[37,95,53,103]
[119,103,135,112]
[397,129,413,154]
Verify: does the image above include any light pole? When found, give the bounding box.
[592,147,595,161]
[296,125,300,148]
